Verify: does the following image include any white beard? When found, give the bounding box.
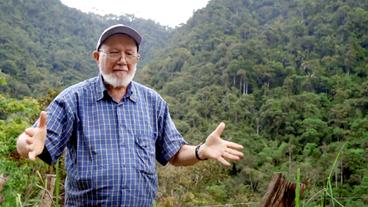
[100,66,136,88]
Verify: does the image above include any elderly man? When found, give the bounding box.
[16,24,244,206]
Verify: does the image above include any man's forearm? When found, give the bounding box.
[169,144,205,166]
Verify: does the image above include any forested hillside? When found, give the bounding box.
[0,0,367,206]
[0,0,170,98]
[140,0,368,206]
[0,0,170,205]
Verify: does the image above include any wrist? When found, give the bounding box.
[195,144,207,160]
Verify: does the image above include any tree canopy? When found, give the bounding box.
[0,0,367,206]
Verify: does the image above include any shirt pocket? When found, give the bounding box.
[134,134,156,175]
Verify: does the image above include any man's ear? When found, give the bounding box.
[92,50,100,63]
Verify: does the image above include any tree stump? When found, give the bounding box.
[260,173,305,207]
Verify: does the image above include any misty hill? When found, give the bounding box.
[0,0,170,97]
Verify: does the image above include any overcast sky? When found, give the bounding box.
[60,0,209,27]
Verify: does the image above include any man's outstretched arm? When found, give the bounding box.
[169,122,244,167]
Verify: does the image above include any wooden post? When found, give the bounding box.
[40,174,56,207]
[260,173,305,207]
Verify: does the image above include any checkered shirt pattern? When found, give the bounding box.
[41,75,186,206]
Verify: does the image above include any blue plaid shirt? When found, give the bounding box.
[42,75,186,206]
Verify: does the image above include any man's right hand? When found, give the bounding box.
[16,111,47,160]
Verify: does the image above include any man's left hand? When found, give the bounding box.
[200,122,244,166]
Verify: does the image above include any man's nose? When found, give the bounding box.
[117,53,128,63]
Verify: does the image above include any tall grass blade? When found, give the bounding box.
[295,167,301,207]
[326,143,345,207]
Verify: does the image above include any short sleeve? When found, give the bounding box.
[155,103,186,166]
[42,92,75,164]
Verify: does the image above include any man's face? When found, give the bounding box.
[95,34,139,88]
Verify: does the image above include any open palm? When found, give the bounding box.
[202,122,244,166]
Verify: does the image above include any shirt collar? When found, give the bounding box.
[125,82,137,103]
[96,74,137,103]
[128,83,137,102]
[96,74,107,101]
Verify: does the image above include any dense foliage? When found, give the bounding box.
[0,0,170,98]
[140,0,368,206]
[0,0,367,206]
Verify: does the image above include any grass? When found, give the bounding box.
[0,158,45,207]
[300,142,346,207]
[325,143,345,207]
